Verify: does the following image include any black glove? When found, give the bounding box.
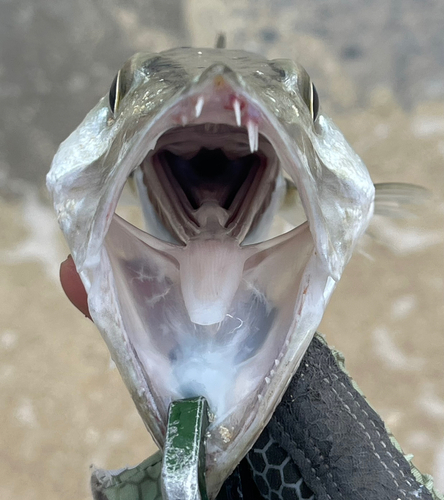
[91,334,441,500]
[218,334,439,500]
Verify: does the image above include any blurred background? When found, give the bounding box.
[1,1,443,498]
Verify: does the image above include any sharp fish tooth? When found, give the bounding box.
[233,99,241,126]
[195,96,204,118]
[247,120,258,153]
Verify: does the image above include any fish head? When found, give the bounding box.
[47,47,374,496]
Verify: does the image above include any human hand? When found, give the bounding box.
[60,255,91,319]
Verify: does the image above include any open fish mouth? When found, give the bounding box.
[47,48,375,497]
[106,74,314,439]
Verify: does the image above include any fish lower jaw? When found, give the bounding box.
[98,208,325,500]
[102,209,318,442]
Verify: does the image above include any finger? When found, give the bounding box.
[60,255,91,319]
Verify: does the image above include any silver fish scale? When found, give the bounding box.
[247,433,314,500]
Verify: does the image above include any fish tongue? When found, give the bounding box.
[177,238,248,325]
[176,203,252,326]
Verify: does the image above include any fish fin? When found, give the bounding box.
[361,183,441,256]
[374,182,431,219]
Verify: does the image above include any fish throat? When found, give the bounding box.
[141,123,279,244]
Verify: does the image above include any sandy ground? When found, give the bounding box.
[1,1,443,499]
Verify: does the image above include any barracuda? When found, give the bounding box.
[47,47,377,497]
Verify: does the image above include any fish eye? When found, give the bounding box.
[108,68,128,113]
[109,71,121,114]
[310,82,320,121]
[108,59,135,115]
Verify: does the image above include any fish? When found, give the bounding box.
[46,47,423,497]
